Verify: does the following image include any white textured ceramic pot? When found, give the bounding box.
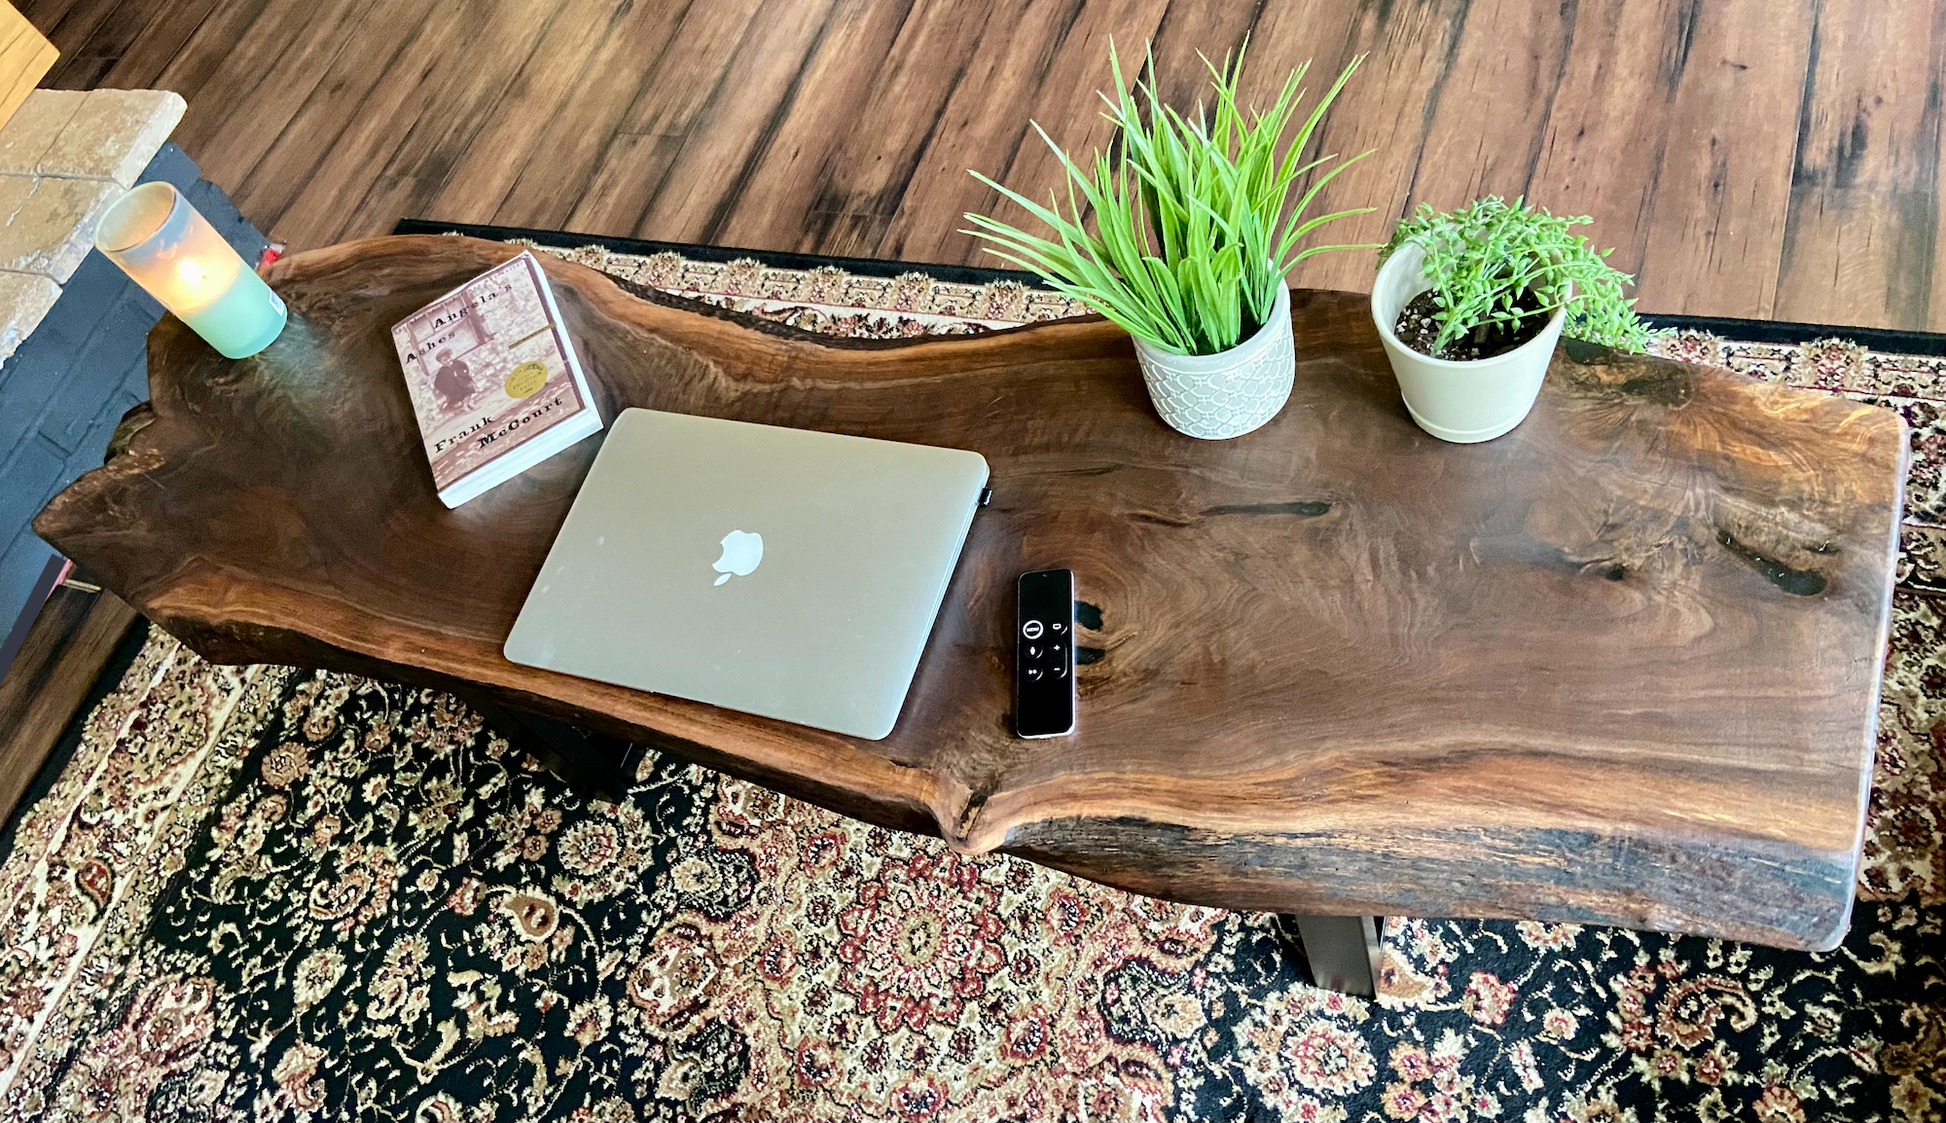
[1372,242,1566,443]
[1132,281,1294,440]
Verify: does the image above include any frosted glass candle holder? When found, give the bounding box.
[94,182,287,360]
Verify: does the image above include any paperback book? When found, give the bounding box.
[390,251,602,507]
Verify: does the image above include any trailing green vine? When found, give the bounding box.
[1381,196,1658,358]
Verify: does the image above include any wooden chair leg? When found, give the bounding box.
[1289,915,1382,996]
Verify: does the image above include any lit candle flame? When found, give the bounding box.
[96,182,285,357]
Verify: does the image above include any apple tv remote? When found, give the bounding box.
[1015,569,1076,738]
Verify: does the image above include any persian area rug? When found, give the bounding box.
[1,237,1942,1123]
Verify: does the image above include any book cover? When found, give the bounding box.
[390,252,602,506]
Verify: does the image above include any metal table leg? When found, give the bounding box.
[1290,915,1382,996]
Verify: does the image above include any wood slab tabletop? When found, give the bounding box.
[35,235,1908,950]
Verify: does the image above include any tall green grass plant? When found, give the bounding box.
[964,44,1373,357]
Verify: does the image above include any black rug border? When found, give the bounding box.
[394,219,1946,358]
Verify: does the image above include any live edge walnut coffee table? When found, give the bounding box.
[37,236,1906,962]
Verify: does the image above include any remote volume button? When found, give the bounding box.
[1022,620,1044,639]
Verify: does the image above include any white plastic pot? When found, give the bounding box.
[1132,281,1295,440]
[1372,242,1566,443]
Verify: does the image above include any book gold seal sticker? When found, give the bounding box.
[504,360,547,399]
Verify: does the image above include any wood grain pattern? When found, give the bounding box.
[488,0,691,234]
[1406,0,1573,211]
[224,0,445,228]
[0,0,56,130]
[1774,0,1946,331]
[424,0,620,226]
[559,0,761,235]
[630,0,836,248]
[1623,0,1817,322]
[36,0,187,89]
[21,0,1945,330]
[703,0,908,256]
[1266,1,1466,294]
[34,235,1909,949]
[875,0,1167,264]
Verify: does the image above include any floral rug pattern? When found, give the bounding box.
[0,247,1942,1122]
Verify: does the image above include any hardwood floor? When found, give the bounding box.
[20,0,1946,327]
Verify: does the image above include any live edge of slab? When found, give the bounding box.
[34,236,1908,951]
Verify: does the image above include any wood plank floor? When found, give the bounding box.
[21,0,1946,330]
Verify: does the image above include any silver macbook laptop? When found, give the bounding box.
[504,408,990,739]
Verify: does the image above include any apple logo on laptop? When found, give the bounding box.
[713,530,763,585]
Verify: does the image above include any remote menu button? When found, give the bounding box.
[1022,620,1044,639]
